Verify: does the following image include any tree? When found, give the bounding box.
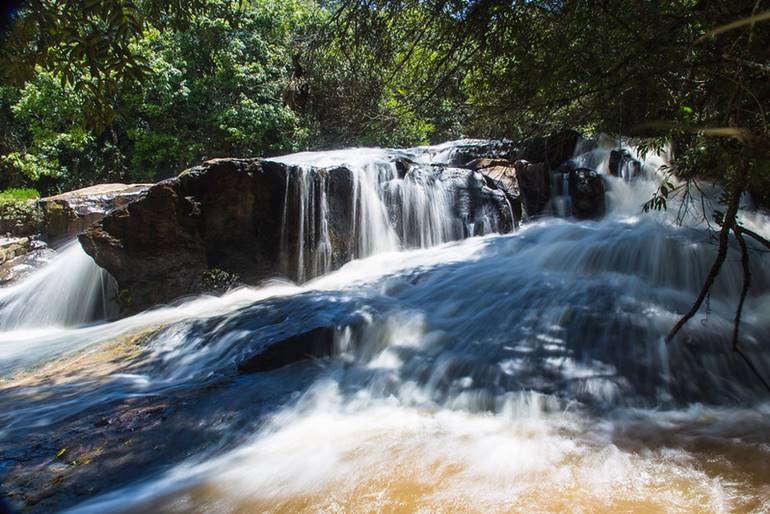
[0,0,321,191]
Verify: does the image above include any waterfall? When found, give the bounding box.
[0,241,117,329]
[273,146,504,281]
[4,139,770,514]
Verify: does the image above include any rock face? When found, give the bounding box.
[438,167,515,234]
[80,159,286,310]
[0,184,149,242]
[568,168,606,219]
[514,160,551,217]
[609,149,642,181]
[463,160,522,224]
[80,156,518,312]
[457,130,581,220]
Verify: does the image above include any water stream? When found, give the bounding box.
[1,140,769,513]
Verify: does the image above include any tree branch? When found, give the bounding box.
[732,225,770,392]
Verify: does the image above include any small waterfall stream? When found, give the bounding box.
[1,139,769,513]
[0,241,117,330]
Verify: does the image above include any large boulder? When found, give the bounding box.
[568,168,606,219]
[80,159,287,311]
[462,159,522,225]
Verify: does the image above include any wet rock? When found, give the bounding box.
[462,159,522,225]
[263,161,357,277]
[514,160,551,217]
[609,149,642,181]
[237,326,337,373]
[437,168,515,234]
[568,168,606,219]
[0,237,56,285]
[391,156,418,178]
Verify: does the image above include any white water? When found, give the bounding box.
[273,146,508,280]
[0,241,117,330]
[2,139,770,513]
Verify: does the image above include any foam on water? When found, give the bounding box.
[0,241,117,330]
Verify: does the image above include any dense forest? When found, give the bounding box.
[1,1,768,199]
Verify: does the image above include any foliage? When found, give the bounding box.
[0,191,43,236]
[0,0,321,193]
[0,187,39,204]
[0,0,207,125]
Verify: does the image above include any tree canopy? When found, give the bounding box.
[1,0,768,203]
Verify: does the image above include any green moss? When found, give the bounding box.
[0,187,39,204]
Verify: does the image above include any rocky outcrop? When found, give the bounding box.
[568,168,606,219]
[457,130,581,220]
[514,160,551,217]
[80,159,287,310]
[80,157,517,312]
[0,184,149,242]
[609,149,642,181]
[462,159,522,224]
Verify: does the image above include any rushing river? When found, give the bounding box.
[1,140,769,513]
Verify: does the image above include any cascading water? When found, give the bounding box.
[1,139,770,513]
[0,241,117,330]
[273,146,510,280]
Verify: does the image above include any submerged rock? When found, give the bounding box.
[237,326,337,373]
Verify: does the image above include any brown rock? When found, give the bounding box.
[464,158,513,171]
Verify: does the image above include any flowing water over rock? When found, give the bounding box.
[1,140,769,513]
[0,242,117,331]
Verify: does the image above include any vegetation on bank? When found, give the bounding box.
[0,187,38,204]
